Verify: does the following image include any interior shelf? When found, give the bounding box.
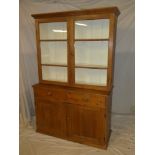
[74,39,109,41]
[75,65,108,69]
[40,39,108,41]
[42,64,67,67]
[40,39,67,41]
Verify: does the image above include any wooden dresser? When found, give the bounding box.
[32,7,120,149]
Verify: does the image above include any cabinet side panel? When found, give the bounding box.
[105,94,112,144]
[107,14,118,88]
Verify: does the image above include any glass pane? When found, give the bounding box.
[40,22,67,39]
[42,66,67,82]
[75,19,109,39]
[75,41,108,67]
[40,41,67,65]
[75,68,107,86]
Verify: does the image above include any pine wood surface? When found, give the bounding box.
[32,7,120,149]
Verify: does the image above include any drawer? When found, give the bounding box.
[66,91,106,108]
[33,87,106,108]
[34,87,67,102]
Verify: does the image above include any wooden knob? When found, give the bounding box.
[83,96,89,102]
[47,91,52,95]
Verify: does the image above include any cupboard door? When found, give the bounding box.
[39,21,68,83]
[36,99,67,137]
[67,104,105,145]
[74,19,109,87]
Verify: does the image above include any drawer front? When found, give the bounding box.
[33,87,106,108]
[34,87,67,102]
[66,91,106,108]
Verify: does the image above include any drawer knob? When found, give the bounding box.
[47,91,52,95]
[83,96,89,102]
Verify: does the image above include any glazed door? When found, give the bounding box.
[67,104,106,145]
[36,99,67,137]
[38,21,68,83]
[74,18,109,87]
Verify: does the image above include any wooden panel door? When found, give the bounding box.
[36,99,67,138]
[67,104,106,146]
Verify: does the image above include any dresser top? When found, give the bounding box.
[32,7,120,19]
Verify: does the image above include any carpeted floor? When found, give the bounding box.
[20,114,134,155]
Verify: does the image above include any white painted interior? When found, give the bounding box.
[41,41,67,65]
[75,19,109,39]
[40,22,67,39]
[42,66,67,82]
[75,68,107,86]
[75,41,108,67]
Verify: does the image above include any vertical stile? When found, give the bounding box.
[107,14,116,88]
[67,18,75,85]
[35,20,42,82]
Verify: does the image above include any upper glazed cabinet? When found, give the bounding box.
[33,7,119,90]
